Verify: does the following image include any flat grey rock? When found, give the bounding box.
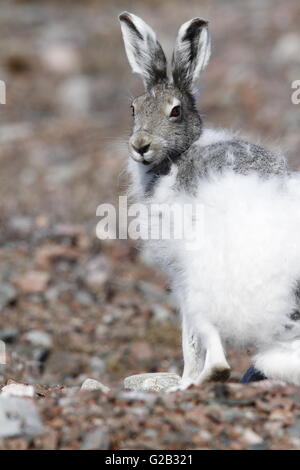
[124,373,181,393]
[0,396,43,438]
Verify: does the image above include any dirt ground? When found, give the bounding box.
[0,0,300,450]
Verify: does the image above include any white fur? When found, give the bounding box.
[197,128,233,147]
[128,155,300,387]
[254,340,300,385]
[173,18,211,86]
[119,12,159,85]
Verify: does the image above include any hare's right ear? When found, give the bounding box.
[119,12,167,90]
[172,18,211,92]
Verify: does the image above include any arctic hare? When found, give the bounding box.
[119,12,300,389]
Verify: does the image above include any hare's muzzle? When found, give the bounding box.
[129,131,153,163]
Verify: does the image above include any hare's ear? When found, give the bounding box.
[119,12,167,90]
[172,18,211,92]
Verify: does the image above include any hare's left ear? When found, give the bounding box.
[119,12,167,90]
[172,18,211,92]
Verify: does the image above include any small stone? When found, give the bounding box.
[24,330,52,349]
[269,408,291,421]
[80,378,110,393]
[14,271,50,294]
[43,352,88,383]
[75,290,94,306]
[117,391,158,405]
[0,283,16,310]
[1,383,35,398]
[0,328,19,343]
[41,44,80,74]
[9,216,32,236]
[0,123,33,144]
[287,417,300,438]
[90,356,106,374]
[84,255,112,291]
[130,341,152,361]
[35,244,79,269]
[273,33,300,63]
[0,396,43,437]
[151,304,172,322]
[124,372,181,393]
[80,428,109,450]
[241,428,263,446]
[58,76,92,116]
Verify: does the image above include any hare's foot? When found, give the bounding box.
[194,321,230,385]
[197,363,231,384]
[168,364,231,392]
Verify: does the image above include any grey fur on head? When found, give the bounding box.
[119,12,288,191]
[119,12,210,167]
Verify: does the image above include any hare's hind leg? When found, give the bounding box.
[171,316,230,391]
[194,320,231,385]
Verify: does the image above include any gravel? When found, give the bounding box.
[0,0,300,450]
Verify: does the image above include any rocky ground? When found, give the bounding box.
[0,0,300,450]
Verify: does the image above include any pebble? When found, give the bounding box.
[0,122,33,144]
[9,216,33,236]
[0,396,43,438]
[1,383,35,398]
[41,44,80,74]
[0,283,16,310]
[241,428,263,446]
[14,270,50,294]
[58,76,92,116]
[90,356,106,374]
[273,33,300,63]
[117,391,158,405]
[85,255,112,290]
[151,304,173,322]
[80,428,109,450]
[0,328,19,342]
[124,372,181,393]
[80,378,110,393]
[24,330,53,349]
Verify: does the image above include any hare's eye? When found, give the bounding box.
[170,105,181,118]
[131,105,135,117]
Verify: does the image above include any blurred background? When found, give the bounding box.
[0,0,300,414]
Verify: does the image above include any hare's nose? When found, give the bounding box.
[133,143,150,156]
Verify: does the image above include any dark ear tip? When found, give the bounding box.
[191,17,209,27]
[119,11,131,22]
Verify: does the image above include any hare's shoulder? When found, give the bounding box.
[176,129,288,192]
